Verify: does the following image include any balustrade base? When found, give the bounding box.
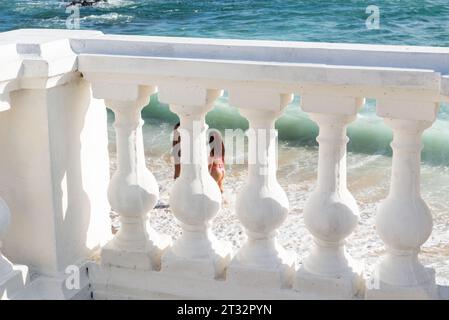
[84,260,449,300]
[0,264,28,300]
[293,264,364,299]
[161,247,231,280]
[365,268,438,300]
[227,254,295,289]
[101,236,171,271]
[90,262,312,299]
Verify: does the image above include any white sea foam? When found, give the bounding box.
[95,0,135,9]
[80,12,133,22]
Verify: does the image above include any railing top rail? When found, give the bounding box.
[74,36,449,73]
[0,29,448,100]
[2,29,449,71]
[79,54,440,94]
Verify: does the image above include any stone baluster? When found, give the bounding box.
[158,85,231,279]
[227,89,294,288]
[294,94,364,298]
[0,98,28,299]
[92,83,170,270]
[366,98,439,299]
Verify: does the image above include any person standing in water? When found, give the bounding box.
[208,131,225,193]
[172,122,182,180]
[172,122,225,193]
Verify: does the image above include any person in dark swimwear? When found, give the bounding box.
[172,122,225,193]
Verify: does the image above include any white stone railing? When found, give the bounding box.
[0,29,449,300]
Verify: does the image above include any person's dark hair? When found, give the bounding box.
[208,131,225,159]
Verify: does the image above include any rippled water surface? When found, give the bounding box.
[1,0,449,46]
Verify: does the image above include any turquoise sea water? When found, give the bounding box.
[2,0,449,45]
[1,0,449,164]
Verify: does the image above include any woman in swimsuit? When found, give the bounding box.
[172,122,182,180]
[172,123,225,193]
[208,131,225,193]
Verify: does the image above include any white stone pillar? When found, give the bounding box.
[158,85,231,279]
[0,101,28,298]
[0,38,111,294]
[227,89,294,288]
[366,98,439,299]
[93,83,170,270]
[294,95,364,298]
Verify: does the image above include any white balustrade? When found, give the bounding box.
[294,95,364,298]
[158,85,231,279]
[366,98,440,299]
[92,83,170,270]
[0,29,448,299]
[226,89,295,288]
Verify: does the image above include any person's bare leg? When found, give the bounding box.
[209,165,225,193]
[217,174,224,193]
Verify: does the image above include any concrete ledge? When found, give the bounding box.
[88,260,449,300]
[89,262,317,300]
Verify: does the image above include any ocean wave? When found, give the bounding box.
[79,12,133,23]
[12,0,64,11]
[139,96,449,167]
[95,0,136,9]
[37,16,66,28]
[35,12,133,27]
